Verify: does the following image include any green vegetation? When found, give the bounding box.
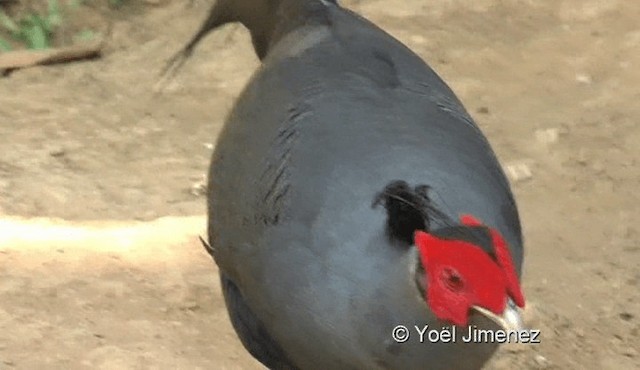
[0,0,62,51]
[109,0,127,7]
[73,28,96,42]
[0,35,11,51]
[0,0,113,52]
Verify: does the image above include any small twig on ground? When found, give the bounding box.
[0,38,103,73]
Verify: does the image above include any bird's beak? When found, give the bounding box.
[472,298,525,331]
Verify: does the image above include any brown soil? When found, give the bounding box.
[0,0,638,369]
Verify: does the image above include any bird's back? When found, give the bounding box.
[208,6,521,270]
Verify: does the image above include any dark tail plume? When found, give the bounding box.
[160,0,233,81]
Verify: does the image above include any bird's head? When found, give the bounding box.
[373,180,525,330]
[413,215,525,330]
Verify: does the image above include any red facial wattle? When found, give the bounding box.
[414,215,525,326]
[460,215,525,307]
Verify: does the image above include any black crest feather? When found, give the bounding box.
[373,180,450,245]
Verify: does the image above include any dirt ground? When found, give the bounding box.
[0,0,638,369]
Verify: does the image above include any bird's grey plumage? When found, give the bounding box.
[180,0,524,369]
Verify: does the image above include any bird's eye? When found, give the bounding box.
[442,268,464,291]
